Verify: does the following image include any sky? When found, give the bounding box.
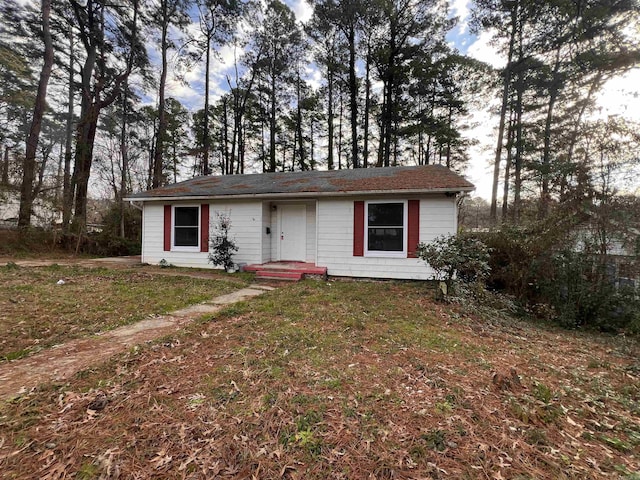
[153,0,640,200]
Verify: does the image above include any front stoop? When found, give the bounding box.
[244,262,328,282]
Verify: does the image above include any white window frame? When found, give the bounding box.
[172,204,200,252]
[364,200,407,258]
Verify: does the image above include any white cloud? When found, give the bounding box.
[596,68,640,120]
[450,0,471,34]
[466,30,504,69]
[289,0,313,24]
[305,65,323,91]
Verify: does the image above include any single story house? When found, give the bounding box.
[126,165,474,280]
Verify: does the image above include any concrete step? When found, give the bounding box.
[244,263,327,277]
[254,270,304,281]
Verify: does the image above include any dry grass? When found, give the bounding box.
[0,264,246,361]
[0,280,638,479]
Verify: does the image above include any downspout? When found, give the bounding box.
[128,200,143,211]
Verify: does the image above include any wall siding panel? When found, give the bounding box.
[141,195,458,278]
[316,196,457,280]
[142,201,263,268]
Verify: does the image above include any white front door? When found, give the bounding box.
[278,204,306,261]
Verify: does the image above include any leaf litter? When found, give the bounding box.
[0,280,638,479]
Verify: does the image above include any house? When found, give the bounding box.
[126,165,474,280]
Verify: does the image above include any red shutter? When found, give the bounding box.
[200,204,209,252]
[353,201,364,256]
[163,205,171,251]
[407,200,420,258]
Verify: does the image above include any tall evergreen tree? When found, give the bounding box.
[251,0,303,172]
[151,0,191,188]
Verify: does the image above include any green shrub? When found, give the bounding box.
[537,250,639,332]
[475,226,639,333]
[416,234,491,288]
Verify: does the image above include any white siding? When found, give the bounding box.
[261,202,272,263]
[316,196,457,280]
[306,202,316,263]
[141,195,458,278]
[142,200,263,268]
[270,208,277,261]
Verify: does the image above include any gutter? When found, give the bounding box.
[127,200,144,211]
[124,187,475,203]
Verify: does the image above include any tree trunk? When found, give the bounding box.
[338,90,343,169]
[18,0,54,228]
[502,113,515,221]
[119,79,128,238]
[363,43,371,168]
[147,118,157,189]
[513,80,524,223]
[229,87,238,174]
[71,0,139,232]
[72,103,100,229]
[222,97,230,174]
[382,73,394,167]
[327,67,334,170]
[269,70,277,172]
[310,116,315,170]
[490,0,517,223]
[376,82,386,167]
[348,22,358,168]
[445,106,452,169]
[153,0,168,187]
[1,146,8,184]
[295,71,306,170]
[203,30,212,176]
[62,33,75,231]
[539,48,562,219]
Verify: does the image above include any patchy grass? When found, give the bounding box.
[0,229,88,259]
[0,264,246,361]
[0,279,638,479]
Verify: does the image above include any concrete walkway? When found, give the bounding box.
[0,255,142,268]
[0,284,274,399]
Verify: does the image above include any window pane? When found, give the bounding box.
[175,207,199,227]
[175,227,198,246]
[368,203,403,227]
[368,227,403,251]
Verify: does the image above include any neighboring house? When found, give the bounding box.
[574,225,640,289]
[0,188,61,228]
[126,165,474,280]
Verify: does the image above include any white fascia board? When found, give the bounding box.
[124,187,474,203]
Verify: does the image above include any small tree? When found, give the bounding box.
[417,234,491,295]
[208,212,238,271]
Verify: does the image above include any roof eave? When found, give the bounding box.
[124,186,475,203]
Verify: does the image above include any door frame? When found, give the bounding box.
[276,203,307,261]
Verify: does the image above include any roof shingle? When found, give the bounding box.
[128,165,474,200]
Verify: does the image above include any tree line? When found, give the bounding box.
[0,0,638,236]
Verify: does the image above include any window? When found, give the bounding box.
[365,201,406,256]
[173,206,199,249]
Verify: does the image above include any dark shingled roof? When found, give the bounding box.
[127,165,474,200]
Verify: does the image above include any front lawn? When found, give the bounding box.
[0,280,638,478]
[0,264,246,361]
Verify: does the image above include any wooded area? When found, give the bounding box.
[0,0,638,237]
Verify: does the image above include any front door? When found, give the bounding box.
[278,204,306,261]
